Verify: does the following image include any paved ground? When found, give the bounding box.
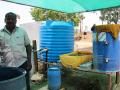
[38,85,48,90]
[74,32,92,52]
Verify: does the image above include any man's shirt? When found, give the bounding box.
[0,26,30,67]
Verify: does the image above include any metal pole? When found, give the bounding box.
[116,72,120,84]
[43,48,48,78]
[107,74,112,90]
[32,40,38,72]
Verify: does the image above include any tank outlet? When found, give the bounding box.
[104,57,109,63]
[104,40,109,45]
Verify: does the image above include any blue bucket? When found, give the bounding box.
[47,66,61,90]
[0,67,26,90]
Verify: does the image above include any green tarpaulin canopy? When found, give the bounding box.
[3,0,120,13]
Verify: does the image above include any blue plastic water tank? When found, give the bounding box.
[47,66,61,90]
[93,31,120,72]
[39,20,74,62]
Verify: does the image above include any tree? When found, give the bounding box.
[99,7,120,24]
[30,8,85,26]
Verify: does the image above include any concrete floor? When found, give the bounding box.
[37,85,48,90]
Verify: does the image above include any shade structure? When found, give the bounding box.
[3,0,120,13]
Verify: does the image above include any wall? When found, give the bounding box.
[20,21,41,50]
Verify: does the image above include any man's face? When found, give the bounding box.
[5,15,16,30]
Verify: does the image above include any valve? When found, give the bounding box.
[104,40,109,45]
[104,57,109,63]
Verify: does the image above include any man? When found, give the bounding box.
[0,12,32,90]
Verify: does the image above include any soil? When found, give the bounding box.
[74,32,93,52]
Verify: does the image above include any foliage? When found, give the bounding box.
[30,8,85,26]
[100,7,120,24]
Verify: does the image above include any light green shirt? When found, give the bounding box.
[0,26,30,67]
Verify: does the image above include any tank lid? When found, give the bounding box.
[49,66,59,70]
[41,20,74,29]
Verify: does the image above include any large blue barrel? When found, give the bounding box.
[39,20,74,62]
[0,67,26,90]
[47,66,61,90]
[93,31,120,72]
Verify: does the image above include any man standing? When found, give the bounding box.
[0,12,32,90]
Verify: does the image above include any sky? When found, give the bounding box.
[82,11,101,31]
[0,1,102,31]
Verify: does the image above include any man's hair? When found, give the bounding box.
[5,12,17,19]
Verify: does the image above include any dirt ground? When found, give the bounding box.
[74,32,93,52]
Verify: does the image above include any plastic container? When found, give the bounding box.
[39,20,74,62]
[0,67,26,90]
[93,30,120,72]
[47,66,61,90]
